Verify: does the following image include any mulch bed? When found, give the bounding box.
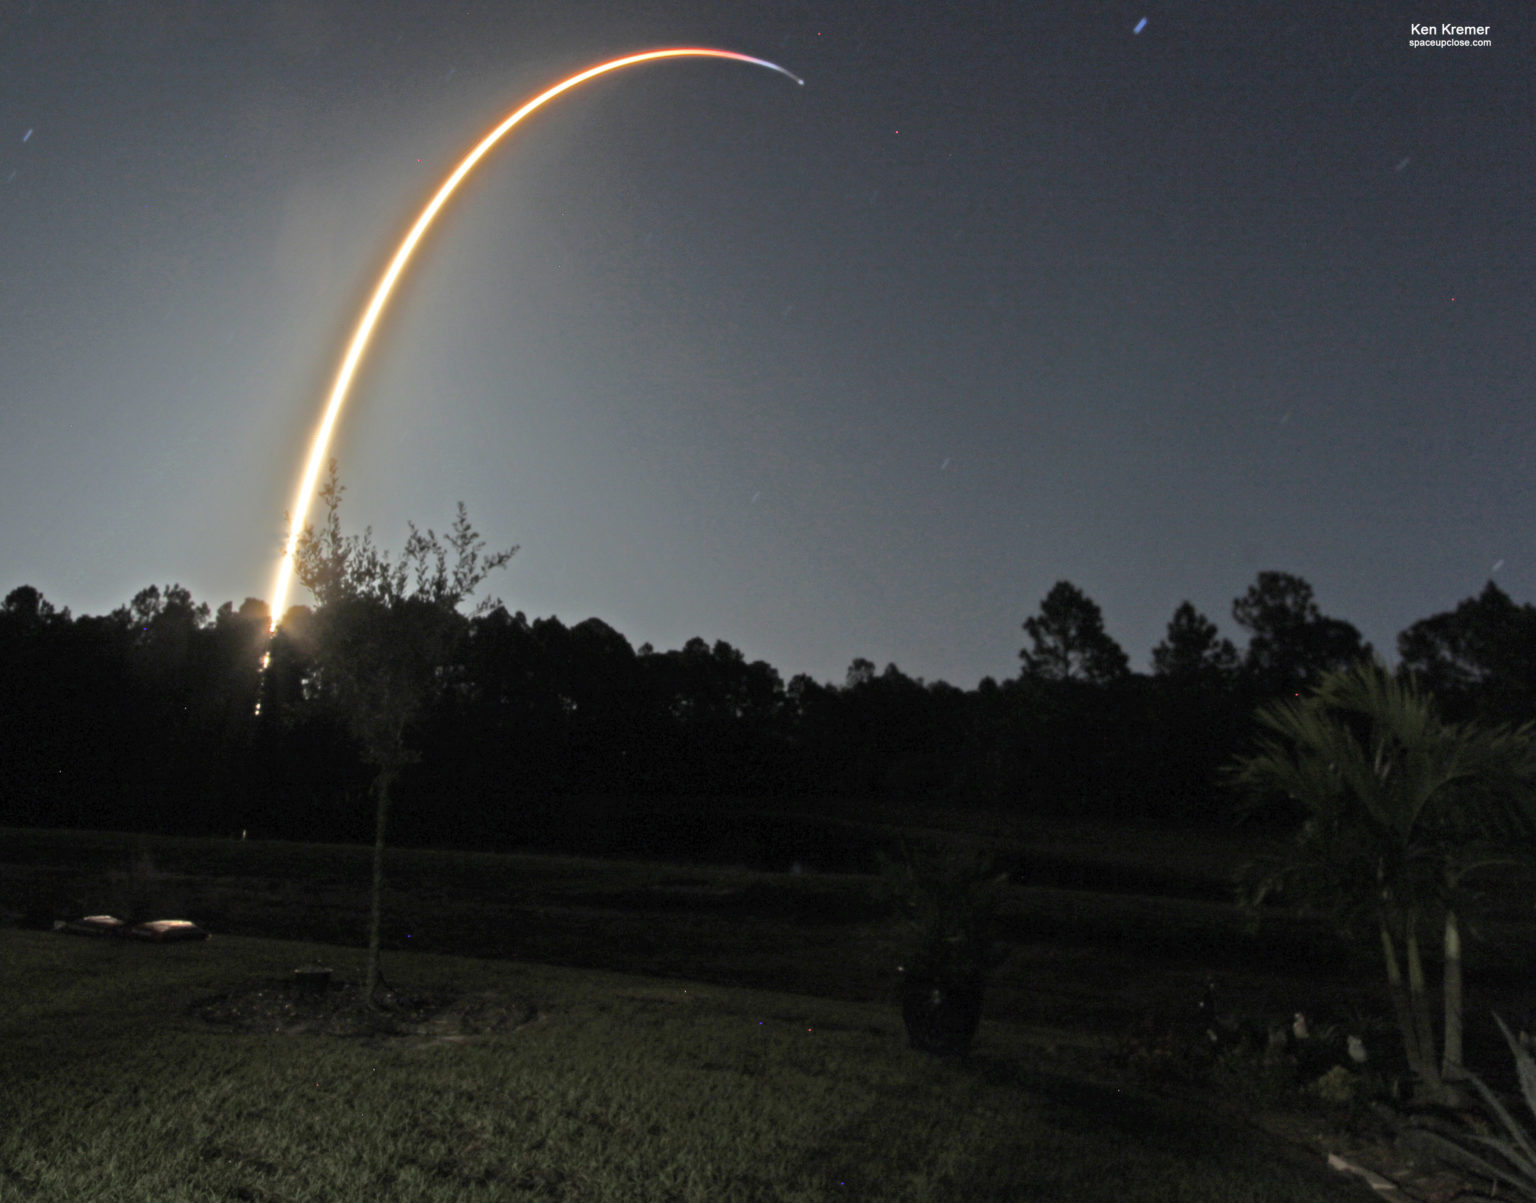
[1251,1109,1493,1203]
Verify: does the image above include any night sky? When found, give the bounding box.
[2,2,1530,689]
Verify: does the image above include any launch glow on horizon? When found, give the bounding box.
[269,48,802,629]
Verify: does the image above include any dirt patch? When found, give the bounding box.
[188,978,548,1046]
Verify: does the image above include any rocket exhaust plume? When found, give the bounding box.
[268,48,802,630]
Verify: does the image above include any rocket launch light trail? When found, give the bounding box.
[268,48,802,630]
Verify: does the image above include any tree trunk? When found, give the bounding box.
[1441,907,1467,1089]
[1381,922,1425,1075]
[363,765,396,1007]
[1404,916,1446,1100]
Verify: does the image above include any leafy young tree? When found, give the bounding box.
[1151,601,1238,682]
[292,465,516,1003]
[1227,660,1536,1103]
[1231,571,1368,695]
[1019,581,1129,685]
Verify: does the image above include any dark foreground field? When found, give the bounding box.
[2,816,1530,1201]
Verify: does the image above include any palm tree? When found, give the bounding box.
[1227,659,1536,1103]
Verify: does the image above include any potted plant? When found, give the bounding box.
[876,840,1010,1060]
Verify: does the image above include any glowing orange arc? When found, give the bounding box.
[269,48,802,629]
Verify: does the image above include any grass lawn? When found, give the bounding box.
[3,923,1378,1203]
[9,822,1530,1200]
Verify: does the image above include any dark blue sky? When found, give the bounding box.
[2,1,1530,687]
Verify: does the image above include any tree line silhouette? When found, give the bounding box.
[3,570,1533,854]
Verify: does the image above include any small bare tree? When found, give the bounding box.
[291,463,515,1003]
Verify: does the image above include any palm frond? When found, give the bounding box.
[1413,1015,1536,1200]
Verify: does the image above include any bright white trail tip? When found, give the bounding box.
[267,48,803,630]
